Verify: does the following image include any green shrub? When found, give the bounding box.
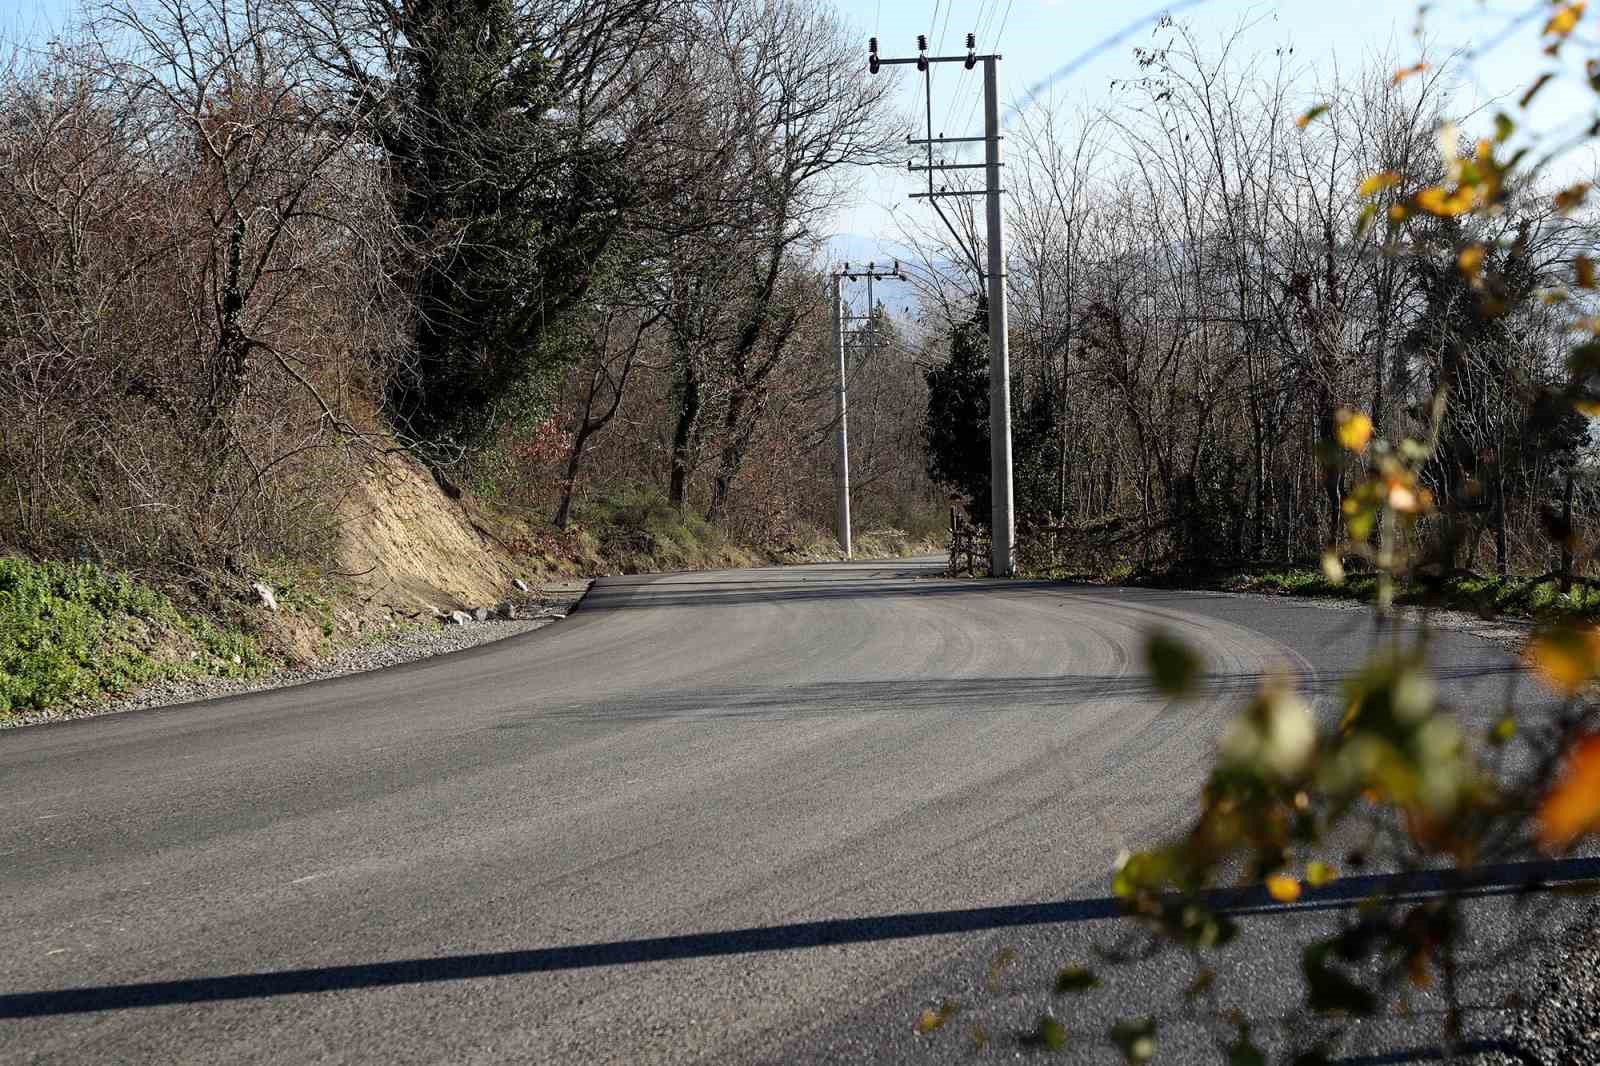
[576,486,730,569]
[0,558,265,717]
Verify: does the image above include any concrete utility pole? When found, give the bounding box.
[831,261,902,559]
[832,273,850,558]
[869,33,1015,576]
[981,55,1015,578]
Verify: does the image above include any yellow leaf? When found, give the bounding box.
[1579,256,1596,289]
[1576,398,1600,417]
[1527,628,1600,695]
[1389,204,1410,224]
[1545,2,1586,38]
[1386,479,1433,514]
[1459,245,1486,282]
[1538,734,1600,851]
[1358,171,1401,197]
[1335,408,1373,451]
[914,1003,957,1034]
[1266,874,1302,902]
[1392,63,1429,86]
[1306,861,1336,887]
[1415,185,1477,217]
[1321,552,1346,585]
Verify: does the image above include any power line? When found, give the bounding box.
[935,0,956,55]
[953,0,1014,149]
[993,0,1015,43]
[937,0,992,135]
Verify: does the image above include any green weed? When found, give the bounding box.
[0,558,265,717]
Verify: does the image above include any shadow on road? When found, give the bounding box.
[504,665,1527,725]
[5,857,1595,1019]
[583,575,1252,613]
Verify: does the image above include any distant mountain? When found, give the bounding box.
[822,233,918,273]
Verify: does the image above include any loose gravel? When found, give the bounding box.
[1,583,591,730]
[1470,898,1600,1066]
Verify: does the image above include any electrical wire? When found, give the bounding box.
[952,0,1014,153]
[937,0,995,139]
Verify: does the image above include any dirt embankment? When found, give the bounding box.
[333,453,528,616]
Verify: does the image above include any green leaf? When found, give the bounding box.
[1054,965,1100,995]
[1024,1013,1068,1050]
[1354,201,1379,240]
[1146,630,1201,696]
[1296,103,1330,129]
[1110,1018,1157,1063]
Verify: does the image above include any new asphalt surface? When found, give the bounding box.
[1,558,1593,1064]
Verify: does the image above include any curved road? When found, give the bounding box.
[0,559,1582,1063]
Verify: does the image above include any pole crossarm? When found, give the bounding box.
[908,161,996,171]
[908,135,1001,145]
[872,54,1001,65]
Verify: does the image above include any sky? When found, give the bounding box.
[835,0,1596,273]
[3,0,1594,294]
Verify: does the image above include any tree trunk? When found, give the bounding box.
[553,424,593,530]
[706,390,747,522]
[668,361,700,509]
[1561,467,1576,592]
[1493,464,1508,578]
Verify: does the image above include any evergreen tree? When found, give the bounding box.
[924,300,996,524]
[380,0,634,457]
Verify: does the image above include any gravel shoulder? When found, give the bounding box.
[1165,584,1538,653]
[1,580,592,731]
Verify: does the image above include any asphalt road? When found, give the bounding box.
[0,558,1590,1064]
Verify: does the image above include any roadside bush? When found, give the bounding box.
[577,486,734,571]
